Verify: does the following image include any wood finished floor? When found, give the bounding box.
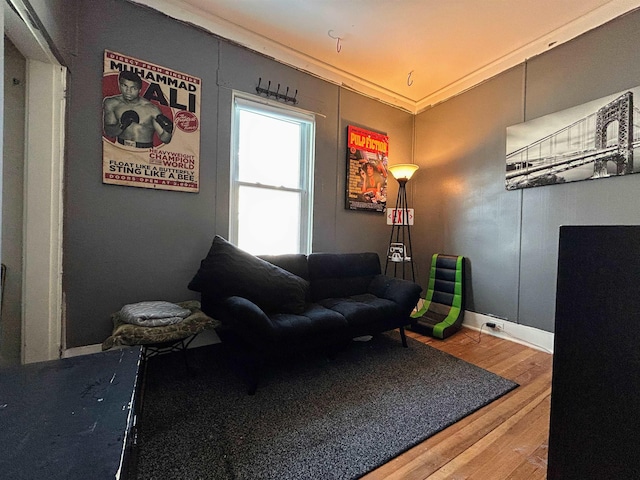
[362,327,553,480]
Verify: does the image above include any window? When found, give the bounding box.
[230,94,315,255]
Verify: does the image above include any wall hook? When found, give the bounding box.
[407,71,414,87]
[328,30,342,53]
[255,77,299,104]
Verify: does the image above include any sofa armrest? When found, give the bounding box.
[216,296,276,341]
[368,274,423,316]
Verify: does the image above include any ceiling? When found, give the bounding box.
[135,0,640,113]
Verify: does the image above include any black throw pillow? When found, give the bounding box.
[188,235,309,314]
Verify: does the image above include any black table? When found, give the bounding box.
[0,347,142,479]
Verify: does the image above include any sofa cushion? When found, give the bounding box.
[317,295,392,329]
[268,304,349,343]
[188,236,309,314]
[308,252,381,301]
[349,293,400,319]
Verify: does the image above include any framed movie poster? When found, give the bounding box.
[102,50,201,192]
[345,125,389,212]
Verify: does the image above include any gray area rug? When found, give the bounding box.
[136,331,517,479]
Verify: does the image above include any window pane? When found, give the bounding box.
[231,94,314,255]
[238,110,301,188]
[237,185,301,255]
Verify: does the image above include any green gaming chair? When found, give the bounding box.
[410,254,465,339]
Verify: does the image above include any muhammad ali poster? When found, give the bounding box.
[345,125,389,212]
[102,50,201,192]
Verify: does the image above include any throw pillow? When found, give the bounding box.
[188,235,309,314]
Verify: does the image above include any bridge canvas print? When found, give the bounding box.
[506,86,640,190]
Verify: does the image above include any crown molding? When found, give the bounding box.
[130,0,417,112]
[132,0,640,115]
[414,0,640,112]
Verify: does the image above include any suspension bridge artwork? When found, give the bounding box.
[506,87,640,190]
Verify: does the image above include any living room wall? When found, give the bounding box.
[63,0,413,348]
[35,0,640,347]
[414,8,640,333]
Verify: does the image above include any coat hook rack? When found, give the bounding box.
[256,77,298,104]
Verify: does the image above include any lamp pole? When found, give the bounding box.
[385,164,418,281]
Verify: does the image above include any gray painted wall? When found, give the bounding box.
[64,0,413,347]
[47,0,640,345]
[415,8,640,333]
[337,89,414,258]
[413,67,524,322]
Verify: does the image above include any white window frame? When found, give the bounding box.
[230,93,315,254]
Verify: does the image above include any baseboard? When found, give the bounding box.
[61,343,104,358]
[462,311,554,354]
[61,329,222,359]
[62,314,552,358]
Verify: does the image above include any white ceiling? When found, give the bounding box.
[135,0,640,112]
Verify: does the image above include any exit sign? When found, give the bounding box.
[386,208,414,225]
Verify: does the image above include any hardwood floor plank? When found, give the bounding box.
[489,348,541,376]
[447,396,551,479]
[425,387,550,479]
[363,328,552,480]
[505,443,549,480]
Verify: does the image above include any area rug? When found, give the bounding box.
[135,331,517,479]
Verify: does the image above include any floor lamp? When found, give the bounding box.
[385,163,419,281]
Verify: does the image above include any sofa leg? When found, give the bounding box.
[248,376,258,395]
[245,357,262,395]
[399,326,408,347]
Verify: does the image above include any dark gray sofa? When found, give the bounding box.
[188,236,422,392]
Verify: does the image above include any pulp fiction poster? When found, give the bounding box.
[346,125,389,212]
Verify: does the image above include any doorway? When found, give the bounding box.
[2,1,66,364]
[0,36,25,367]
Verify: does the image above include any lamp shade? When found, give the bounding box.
[388,163,419,182]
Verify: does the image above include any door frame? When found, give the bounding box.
[4,1,66,363]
